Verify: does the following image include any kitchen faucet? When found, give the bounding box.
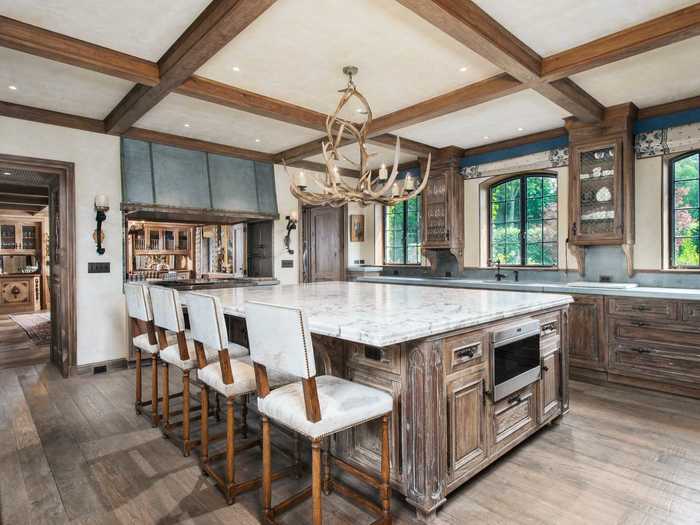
[494,260,507,282]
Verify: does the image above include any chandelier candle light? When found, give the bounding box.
[285,66,431,207]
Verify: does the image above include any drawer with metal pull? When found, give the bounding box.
[609,342,700,383]
[609,318,700,349]
[491,385,536,452]
[444,332,484,374]
[606,297,677,321]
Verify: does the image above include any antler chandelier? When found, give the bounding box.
[285,66,431,207]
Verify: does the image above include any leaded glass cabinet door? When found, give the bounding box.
[570,138,623,245]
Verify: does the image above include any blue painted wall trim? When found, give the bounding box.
[634,107,700,134]
[460,134,569,168]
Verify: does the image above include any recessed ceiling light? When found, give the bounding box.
[3,172,11,175]
[459,66,468,72]
[184,123,191,128]
[517,127,524,131]
[8,85,17,90]
[255,138,261,143]
[483,136,489,140]
[232,66,240,72]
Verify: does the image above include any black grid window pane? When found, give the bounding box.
[671,153,700,268]
[384,195,421,265]
[490,174,558,267]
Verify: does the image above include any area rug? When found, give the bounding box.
[9,312,51,345]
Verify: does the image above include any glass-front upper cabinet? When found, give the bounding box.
[569,138,623,244]
[22,225,37,250]
[177,230,189,252]
[1,224,16,250]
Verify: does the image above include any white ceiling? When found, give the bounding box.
[572,36,700,109]
[0,0,210,61]
[135,93,324,153]
[307,141,417,171]
[0,47,133,119]
[395,90,570,149]
[196,0,502,117]
[472,0,698,57]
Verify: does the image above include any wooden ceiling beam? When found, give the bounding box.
[286,160,361,179]
[463,127,567,157]
[0,16,159,85]
[123,127,274,163]
[0,184,48,197]
[532,78,604,123]
[0,100,105,133]
[367,134,438,157]
[104,0,277,134]
[542,4,700,81]
[176,76,328,131]
[638,93,700,119]
[0,194,48,206]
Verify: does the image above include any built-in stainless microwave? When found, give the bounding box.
[489,318,541,401]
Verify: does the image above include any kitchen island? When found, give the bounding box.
[182,282,573,521]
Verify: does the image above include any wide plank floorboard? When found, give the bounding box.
[1,364,699,524]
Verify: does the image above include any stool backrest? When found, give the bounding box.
[186,292,228,351]
[124,283,153,322]
[245,301,316,380]
[150,286,185,333]
[245,300,320,422]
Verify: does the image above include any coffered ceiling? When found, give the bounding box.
[1,0,699,164]
[0,0,210,61]
[306,142,417,171]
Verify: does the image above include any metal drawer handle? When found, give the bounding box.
[631,321,649,327]
[631,347,651,354]
[632,305,651,311]
[507,394,522,405]
[541,321,557,335]
[542,365,549,372]
[454,344,478,361]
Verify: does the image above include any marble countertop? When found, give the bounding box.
[347,265,383,273]
[357,276,700,301]
[181,281,572,347]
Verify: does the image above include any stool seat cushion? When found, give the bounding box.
[257,375,392,439]
[198,356,294,398]
[133,330,194,355]
[160,340,248,370]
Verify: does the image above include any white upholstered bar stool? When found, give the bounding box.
[246,301,394,525]
[149,285,213,456]
[187,292,299,504]
[124,282,164,427]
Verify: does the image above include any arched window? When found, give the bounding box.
[670,152,700,268]
[489,173,558,266]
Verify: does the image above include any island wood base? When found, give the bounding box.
[235,304,569,522]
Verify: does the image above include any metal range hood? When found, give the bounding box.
[121,138,279,223]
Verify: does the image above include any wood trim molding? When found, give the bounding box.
[638,94,700,120]
[0,15,159,85]
[104,0,277,134]
[0,100,105,133]
[542,3,700,81]
[287,160,360,179]
[463,127,567,157]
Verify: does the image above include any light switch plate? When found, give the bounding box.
[88,262,110,273]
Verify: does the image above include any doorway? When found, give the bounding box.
[0,154,76,377]
[302,205,346,282]
[247,220,273,278]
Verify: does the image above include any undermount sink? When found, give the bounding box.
[566,281,639,289]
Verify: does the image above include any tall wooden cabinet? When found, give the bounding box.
[421,149,464,267]
[566,104,637,275]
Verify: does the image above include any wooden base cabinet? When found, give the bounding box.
[568,294,607,370]
[539,350,562,423]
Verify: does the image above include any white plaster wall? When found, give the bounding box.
[0,116,125,365]
[634,156,663,270]
[347,201,376,265]
[272,164,301,285]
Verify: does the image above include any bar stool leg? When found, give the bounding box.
[294,432,303,479]
[215,393,221,422]
[182,369,191,456]
[200,385,209,471]
[162,363,170,432]
[262,415,272,518]
[381,415,391,524]
[225,397,236,505]
[322,437,331,495]
[135,349,142,414]
[151,354,159,427]
[312,439,322,525]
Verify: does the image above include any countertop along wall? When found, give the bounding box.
[0,116,126,366]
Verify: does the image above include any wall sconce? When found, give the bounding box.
[283,210,298,254]
[94,194,109,255]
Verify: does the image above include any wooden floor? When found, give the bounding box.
[1,364,699,525]
[0,314,50,370]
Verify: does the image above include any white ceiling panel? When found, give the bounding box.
[307,141,417,171]
[136,93,324,154]
[197,0,501,117]
[395,90,569,149]
[0,0,210,61]
[571,36,700,109]
[472,0,697,56]
[0,47,133,119]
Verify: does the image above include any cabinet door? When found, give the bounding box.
[447,373,487,482]
[570,138,623,245]
[538,351,561,423]
[1,224,17,250]
[569,295,606,370]
[422,172,449,246]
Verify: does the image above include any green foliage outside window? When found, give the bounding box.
[384,195,421,264]
[490,175,558,266]
[671,153,700,267]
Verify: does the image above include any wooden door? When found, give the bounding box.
[247,221,273,277]
[569,294,607,370]
[303,206,345,282]
[48,184,65,374]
